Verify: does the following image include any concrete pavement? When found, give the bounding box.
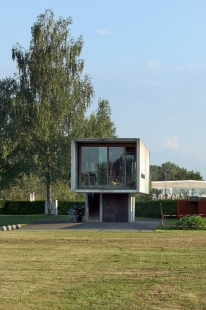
[21,219,161,231]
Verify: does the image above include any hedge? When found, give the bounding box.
[1,199,178,218]
[1,201,85,215]
[135,200,177,218]
[2,201,45,215]
[58,201,85,215]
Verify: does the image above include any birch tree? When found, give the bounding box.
[9,9,94,213]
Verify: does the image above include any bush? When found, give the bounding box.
[135,200,177,218]
[176,215,206,230]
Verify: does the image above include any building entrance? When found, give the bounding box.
[88,193,100,221]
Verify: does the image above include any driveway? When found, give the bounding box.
[21,219,161,231]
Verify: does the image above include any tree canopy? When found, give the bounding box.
[0,9,116,210]
[83,98,117,138]
[150,162,203,181]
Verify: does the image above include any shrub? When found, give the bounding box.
[179,215,206,229]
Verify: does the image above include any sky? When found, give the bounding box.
[1,0,206,179]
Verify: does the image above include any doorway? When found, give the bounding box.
[88,193,100,221]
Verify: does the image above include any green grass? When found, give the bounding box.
[157,218,179,230]
[1,228,206,309]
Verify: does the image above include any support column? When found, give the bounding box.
[100,193,103,222]
[45,200,58,215]
[85,194,89,222]
[128,194,135,222]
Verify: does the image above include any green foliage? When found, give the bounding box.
[58,201,85,215]
[0,9,117,210]
[1,9,95,213]
[0,178,85,202]
[1,200,85,215]
[176,215,206,230]
[83,98,117,138]
[150,161,203,181]
[2,201,44,215]
[135,200,177,218]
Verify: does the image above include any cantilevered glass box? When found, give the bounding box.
[71,138,149,222]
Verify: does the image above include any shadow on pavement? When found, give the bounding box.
[21,219,161,231]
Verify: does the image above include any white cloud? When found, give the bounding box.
[165,136,178,149]
[94,29,113,36]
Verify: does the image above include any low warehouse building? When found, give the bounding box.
[152,180,206,199]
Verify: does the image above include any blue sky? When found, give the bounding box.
[1,0,206,178]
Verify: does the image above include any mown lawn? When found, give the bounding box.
[1,228,206,309]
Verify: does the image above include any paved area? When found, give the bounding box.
[21,219,161,231]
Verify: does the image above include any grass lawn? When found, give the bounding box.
[157,218,179,230]
[1,227,206,309]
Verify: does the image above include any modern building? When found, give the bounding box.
[71,138,150,222]
[152,180,206,199]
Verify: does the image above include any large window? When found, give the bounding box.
[79,144,136,189]
[109,147,125,187]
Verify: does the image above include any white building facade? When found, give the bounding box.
[152,180,206,199]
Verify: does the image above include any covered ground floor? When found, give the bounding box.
[84,193,136,223]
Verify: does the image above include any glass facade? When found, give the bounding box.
[79,144,136,189]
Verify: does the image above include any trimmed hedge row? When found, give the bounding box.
[1,201,85,215]
[1,199,178,218]
[1,201,45,215]
[135,200,177,218]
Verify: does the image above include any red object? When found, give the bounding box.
[177,200,206,218]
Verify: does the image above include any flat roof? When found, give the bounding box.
[73,138,140,143]
[152,180,206,189]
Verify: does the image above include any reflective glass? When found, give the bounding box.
[80,145,136,189]
[126,147,136,188]
[109,147,125,187]
[81,147,107,186]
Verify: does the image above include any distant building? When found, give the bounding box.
[152,180,206,199]
[71,138,150,222]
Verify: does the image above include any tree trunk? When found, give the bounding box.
[47,174,53,214]
[46,147,53,214]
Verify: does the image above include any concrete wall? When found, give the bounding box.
[139,140,150,194]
